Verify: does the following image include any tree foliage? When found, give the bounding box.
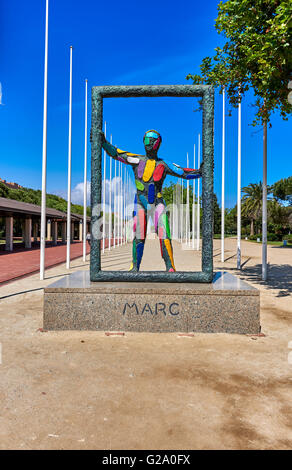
[187,0,292,124]
[271,175,292,203]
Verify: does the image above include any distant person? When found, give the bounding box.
[86,232,91,247]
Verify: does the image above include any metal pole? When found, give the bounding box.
[180,178,183,243]
[113,158,116,248]
[123,165,126,244]
[118,162,120,246]
[221,87,225,263]
[192,143,196,249]
[196,134,200,251]
[40,0,49,281]
[83,79,88,262]
[102,122,107,253]
[66,46,73,270]
[186,152,190,246]
[237,92,242,270]
[262,120,268,280]
[108,134,112,251]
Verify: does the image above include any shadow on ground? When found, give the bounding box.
[237,263,292,297]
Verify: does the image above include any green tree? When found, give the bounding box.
[268,198,290,225]
[272,176,292,204]
[0,182,9,198]
[242,182,270,235]
[213,193,221,234]
[187,0,291,279]
[187,0,292,124]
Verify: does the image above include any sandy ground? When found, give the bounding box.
[0,237,291,450]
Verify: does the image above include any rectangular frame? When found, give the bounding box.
[90,84,214,282]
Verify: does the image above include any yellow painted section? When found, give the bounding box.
[129,262,134,271]
[142,159,156,182]
[157,192,162,198]
[164,239,175,270]
[117,148,127,154]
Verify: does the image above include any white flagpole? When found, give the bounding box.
[40,0,49,280]
[113,158,116,248]
[180,178,183,243]
[123,165,126,244]
[237,92,242,270]
[83,79,88,262]
[102,122,107,253]
[117,162,120,246]
[185,152,190,246]
[192,143,196,249]
[66,46,73,270]
[196,134,200,251]
[119,162,121,246]
[108,134,112,251]
[221,87,226,263]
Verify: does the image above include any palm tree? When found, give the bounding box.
[242,182,271,236]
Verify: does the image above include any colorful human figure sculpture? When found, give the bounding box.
[100,129,202,272]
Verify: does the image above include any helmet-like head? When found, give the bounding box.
[143,129,162,154]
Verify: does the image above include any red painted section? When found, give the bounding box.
[183,167,197,172]
[138,209,146,239]
[153,163,165,182]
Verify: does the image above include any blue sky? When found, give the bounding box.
[1,0,291,208]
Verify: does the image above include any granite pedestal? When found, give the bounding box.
[43,271,260,334]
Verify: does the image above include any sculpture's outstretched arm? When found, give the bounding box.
[98,130,143,166]
[164,159,203,180]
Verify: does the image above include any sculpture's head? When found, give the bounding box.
[143,129,162,155]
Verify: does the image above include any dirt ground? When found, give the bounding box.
[0,238,291,450]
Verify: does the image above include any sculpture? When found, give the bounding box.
[100,129,202,272]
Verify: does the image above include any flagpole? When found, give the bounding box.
[83,79,88,262]
[192,143,196,249]
[102,122,107,253]
[123,165,126,244]
[186,152,190,246]
[196,134,200,251]
[180,178,183,243]
[237,91,242,270]
[113,158,116,248]
[221,87,226,263]
[108,134,112,251]
[66,45,73,269]
[40,0,49,280]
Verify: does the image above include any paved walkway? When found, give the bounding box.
[0,239,291,449]
[0,238,124,284]
[0,241,90,284]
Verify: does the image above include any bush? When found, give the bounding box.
[248,235,260,241]
[267,233,278,241]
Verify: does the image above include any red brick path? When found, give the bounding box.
[0,238,122,284]
[0,241,90,284]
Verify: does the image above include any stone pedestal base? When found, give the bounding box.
[43,271,260,334]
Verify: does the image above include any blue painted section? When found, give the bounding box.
[133,194,137,216]
[165,159,184,176]
[145,131,159,138]
[139,194,148,210]
[136,242,144,269]
[186,174,200,180]
[148,183,155,204]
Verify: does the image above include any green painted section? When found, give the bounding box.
[135,180,144,191]
[162,214,171,239]
[132,241,137,263]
